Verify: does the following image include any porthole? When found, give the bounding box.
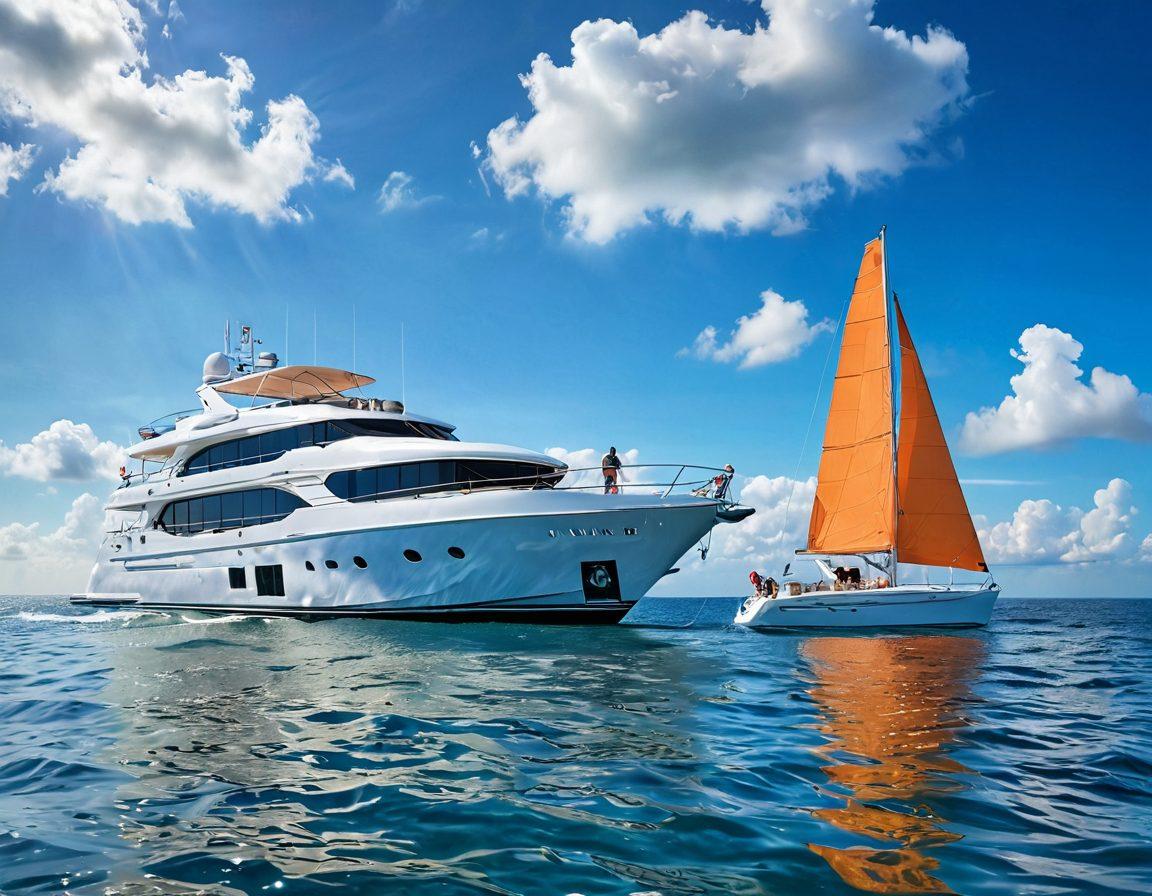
[325,559,339,569]
[353,556,368,569]
[305,561,315,571]
[403,549,422,563]
[447,546,465,559]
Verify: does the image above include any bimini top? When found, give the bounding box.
[215,365,375,400]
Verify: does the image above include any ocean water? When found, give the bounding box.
[0,597,1149,895]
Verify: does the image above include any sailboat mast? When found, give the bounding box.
[880,225,899,587]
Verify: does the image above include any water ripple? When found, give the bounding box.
[0,596,1149,894]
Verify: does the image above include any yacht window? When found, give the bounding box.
[326,460,561,503]
[255,564,285,597]
[179,418,455,478]
[180,423,351,477]
[335,418,459,441]
[158,488,307,535]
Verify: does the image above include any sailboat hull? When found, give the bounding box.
[734,584,999,630]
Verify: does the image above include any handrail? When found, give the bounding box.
[348,464,741,505]
[118,465,177,488]
[115,462,745,507]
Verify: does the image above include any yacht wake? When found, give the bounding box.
[15,609,157,625]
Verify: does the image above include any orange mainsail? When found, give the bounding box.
[806,237,897,555]
[895,299,988,571]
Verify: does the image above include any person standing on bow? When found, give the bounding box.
[602,447,623,494]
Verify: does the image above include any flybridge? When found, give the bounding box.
[200,323,382,404]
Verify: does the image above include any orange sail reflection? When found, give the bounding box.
[803,636,983,894]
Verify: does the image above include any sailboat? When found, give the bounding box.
[735,228,999,629]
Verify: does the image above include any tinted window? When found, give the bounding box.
[326,460,560,503]
[259,430,284,459]
[255,564,285,597]
[218,440,239,469]
[221,491,243,527]
[202,494,222,530]
[188,497,203,532]
[243,490,262,527]
[180,422,350,477]
[334,418,458,440]
[355,467,378,498]
[238,436,261,461]
[159,488,307,536]
[181,418,459,478]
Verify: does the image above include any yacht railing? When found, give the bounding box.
[118,465,177,488]
[352,464,743,506]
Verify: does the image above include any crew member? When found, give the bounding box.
[602,447,623,494]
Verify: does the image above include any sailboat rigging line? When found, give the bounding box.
[777,270,853,573]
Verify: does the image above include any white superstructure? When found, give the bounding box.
[76,333,751,623]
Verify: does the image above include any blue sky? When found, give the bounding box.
[1,0,1150,596]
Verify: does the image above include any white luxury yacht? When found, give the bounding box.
[74,328,752,623]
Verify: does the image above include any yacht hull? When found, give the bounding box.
[83,493,719,623]
[734,584,999,630]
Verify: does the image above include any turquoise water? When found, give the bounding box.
[0,596,1149,895]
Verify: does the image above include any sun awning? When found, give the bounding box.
[214,365,376,400]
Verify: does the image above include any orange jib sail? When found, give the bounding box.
[895,299,988,572]
[806,237,897,555]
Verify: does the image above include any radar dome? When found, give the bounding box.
[202,352,232,385]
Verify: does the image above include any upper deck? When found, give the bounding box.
[128,359,452,461]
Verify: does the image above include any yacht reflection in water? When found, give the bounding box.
[801,636,984,894]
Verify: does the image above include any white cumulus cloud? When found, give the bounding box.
[0,420,125,482]
[485,0,970,243]
[709,473,816,566]
[0,492,107,593]
[0,0,347,226]
[0,141,35,196]
[960,324,1152,455]
[682,288,833,367]
[977,478,1141,565]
